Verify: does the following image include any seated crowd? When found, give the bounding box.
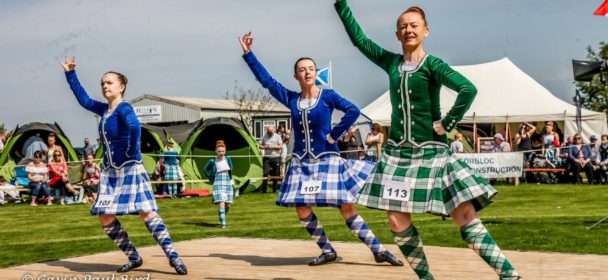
[2,133,102,206]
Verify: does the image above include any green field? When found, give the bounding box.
[1,184,607,268]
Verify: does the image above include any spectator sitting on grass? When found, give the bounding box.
[26,150,52,206]
[0,176,21,205]
[48,149,80,205]
[568,133,594,185]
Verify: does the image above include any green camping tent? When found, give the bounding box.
[0,122,80,183]
[180,117,263,192]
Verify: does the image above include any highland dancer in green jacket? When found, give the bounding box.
[334,1,522,279]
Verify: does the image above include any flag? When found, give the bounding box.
[575,89,583,133]
[315,61,332,88]
[594,0,608,16]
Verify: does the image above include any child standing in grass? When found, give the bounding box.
[162,141,180,197]
[204,140,234,229]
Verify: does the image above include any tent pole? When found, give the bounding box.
[473,113,477,152]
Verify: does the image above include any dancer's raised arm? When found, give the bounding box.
[60,56,107,116]
[334,0,396,71]
[239,32,298,107]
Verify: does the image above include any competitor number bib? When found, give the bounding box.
[382,180,411,202]
[95,194,114,208]
[300,180,322,195]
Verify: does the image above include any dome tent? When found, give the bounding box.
[0,122,80,183]
[180,117,264,192]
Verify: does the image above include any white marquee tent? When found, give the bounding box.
[362,57,608,140]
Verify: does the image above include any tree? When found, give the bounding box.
[0,123,5,135]
[575,41,608,113]
[224,81,275,128]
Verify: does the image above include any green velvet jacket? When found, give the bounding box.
[335,0,477,147]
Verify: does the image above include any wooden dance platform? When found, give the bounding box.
[2,237,607,279]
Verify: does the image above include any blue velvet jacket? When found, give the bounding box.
[204,156,234,184]
[243,51,360,159]
[65,70,142,169]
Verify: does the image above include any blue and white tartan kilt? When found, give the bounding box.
[276,154,376,208]
[212,172,234,204]
[163,164,180,181]
[91,163,159,215]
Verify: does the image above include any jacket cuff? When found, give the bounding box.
[242,51,255,64]
[441,117,458,132]
[334,0,348,10]
[329,129,346,144]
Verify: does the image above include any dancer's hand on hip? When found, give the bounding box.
[433,121,446,135]
[238,31,254,54]
[59,56,76,72]
[326,134,335,144]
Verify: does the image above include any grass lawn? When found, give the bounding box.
[1,183,607,268]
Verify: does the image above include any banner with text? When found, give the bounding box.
[453,152,523,178]
[134,105,162,122]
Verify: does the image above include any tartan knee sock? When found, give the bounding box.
[102,219,140,262]
[145,215,179,262]
[218,208,226,226]
[345,214,385,255]
[460,219,520,280]
[393,225,434,280]
[300,212,335,254]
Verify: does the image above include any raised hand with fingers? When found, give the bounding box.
[238,32,254,54]
[60,56,76,72]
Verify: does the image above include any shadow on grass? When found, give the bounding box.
[43,260,174,275]
[184,221,220,228]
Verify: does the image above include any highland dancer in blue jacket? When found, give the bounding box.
[61,56,187,275]
[239,32,403,266]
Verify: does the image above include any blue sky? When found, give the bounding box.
[0,0,606,144]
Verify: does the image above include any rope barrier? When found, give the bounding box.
[0,142,598,170]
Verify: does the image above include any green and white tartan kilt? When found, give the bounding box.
[357,143,497,216]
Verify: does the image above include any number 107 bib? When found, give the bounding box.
[382,180,411,202]
[300,180,322,195]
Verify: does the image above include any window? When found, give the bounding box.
[254,120,262,139]
[277,119,289,131]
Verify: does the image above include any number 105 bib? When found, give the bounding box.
[382,180,411,202]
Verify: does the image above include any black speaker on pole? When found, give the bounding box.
[572,59,607,83]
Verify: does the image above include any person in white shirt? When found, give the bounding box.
[450,133,465,153]
[494,133,511,153]
[260,126,282,193]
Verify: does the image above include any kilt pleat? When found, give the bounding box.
[357,143,497,216]
[163,164,180,181]
[213,172,234,203]
[276,154,375,207]
[91,163,159,215]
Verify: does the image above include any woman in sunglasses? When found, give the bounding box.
[60,57,187,275]
[26,150,52,206]
[48,149,80,205]
[568,133,594,184]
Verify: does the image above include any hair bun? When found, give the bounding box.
[216,140,226,148]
